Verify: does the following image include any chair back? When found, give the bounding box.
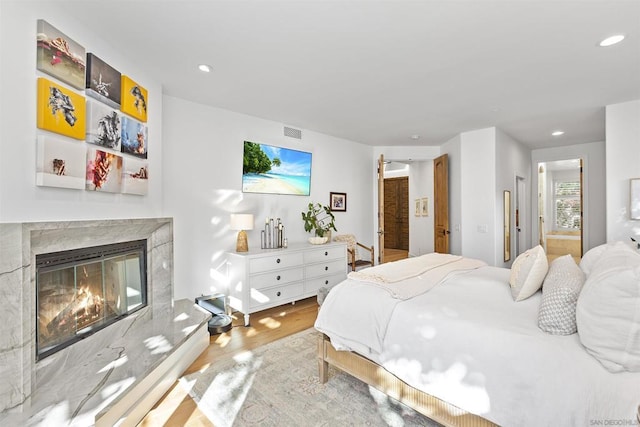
[333,234,360,260]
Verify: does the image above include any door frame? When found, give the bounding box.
[534,157,585,257]
[514,175,527,257]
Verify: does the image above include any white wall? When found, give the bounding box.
[495,128,531,267]
[408,161,434,256]
[532,141,606,252]
[460,128,497,265]
[606,100,640,242]
[162,95,373,299]
[0,1,164,222]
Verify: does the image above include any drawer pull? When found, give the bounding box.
[324,251,328,256]
[325,280,329,285]
[325,266,329,271]
[276,258,281,263]
[276,291,281,297]
[276,275,281,280]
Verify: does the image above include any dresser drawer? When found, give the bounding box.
[250,267,304,290]
[305,273,346,295]
[305,259,346,279]
[250,283,304,309]
[304,245,345,263]
[249,252,303,273]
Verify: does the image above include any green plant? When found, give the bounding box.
[301,202,337,237]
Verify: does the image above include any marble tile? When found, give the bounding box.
[0,218,204,426]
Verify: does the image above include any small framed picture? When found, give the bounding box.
[421,197,429,216]
[330,192,347,212]
[415,199,421,217]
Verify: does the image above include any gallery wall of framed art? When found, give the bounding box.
[35,19,149,196]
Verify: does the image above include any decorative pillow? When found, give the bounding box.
[538,255,585,335]
[576,242,640,372]
[509,245,548,301]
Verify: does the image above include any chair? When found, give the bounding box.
[333,234,375,271]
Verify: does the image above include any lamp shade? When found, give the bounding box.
[230,214,254,231]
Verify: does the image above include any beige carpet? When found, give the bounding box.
[179,328,441,427]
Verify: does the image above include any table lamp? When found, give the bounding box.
[230,214,254,252]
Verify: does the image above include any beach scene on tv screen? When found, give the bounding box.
[242,141,311,195]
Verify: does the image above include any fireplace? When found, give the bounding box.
[36,239,147,360]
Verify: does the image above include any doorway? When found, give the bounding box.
[377,157,437,263]
[384,175,409,262]
[537,159,583,263]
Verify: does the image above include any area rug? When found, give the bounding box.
[179,328,441,427]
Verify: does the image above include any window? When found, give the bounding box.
[554,179,581,229]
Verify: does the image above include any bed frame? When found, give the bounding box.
[318,334,497,427]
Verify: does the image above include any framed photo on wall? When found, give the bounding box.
[37,77,86,140]
[329,192,347,212]
[36,19,86,90]
[421,197,429,216]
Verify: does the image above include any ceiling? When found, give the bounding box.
[56,0,640,149]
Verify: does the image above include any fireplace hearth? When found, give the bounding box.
[36,239,147,360]
[0,218,211,426]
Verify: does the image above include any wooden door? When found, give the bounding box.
[377,155,385,264]
[384,177,409,250]
[433,154,450,253]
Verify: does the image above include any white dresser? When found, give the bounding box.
[226,242,347,326]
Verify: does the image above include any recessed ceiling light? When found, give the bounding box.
[198,64,212,73]
[410,134,420,140]
[551,130,565,137]
[599,35,625,47]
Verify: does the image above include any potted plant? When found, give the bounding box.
[301,202,337,241]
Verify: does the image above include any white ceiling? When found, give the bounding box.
[56,0,640,149]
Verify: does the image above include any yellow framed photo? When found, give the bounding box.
[37,77,86,140]
[120,75,148,122]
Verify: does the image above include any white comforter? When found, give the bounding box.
[315,265,640,427]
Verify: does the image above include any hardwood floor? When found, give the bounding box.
[138,297,319,426]
[384,248,409,263]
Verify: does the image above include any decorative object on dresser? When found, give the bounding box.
[261,216,286,249]
[301,202,337,239]
[226,242,347,326]
[230,213,254,252]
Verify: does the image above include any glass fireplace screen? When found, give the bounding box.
[36,239,147,360]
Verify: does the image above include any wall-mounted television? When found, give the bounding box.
[242,141,312,196]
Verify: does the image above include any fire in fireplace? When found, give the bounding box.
[36,239,147,360]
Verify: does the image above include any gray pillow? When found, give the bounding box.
[538,255,585,335]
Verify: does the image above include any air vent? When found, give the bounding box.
[284,126,302,139]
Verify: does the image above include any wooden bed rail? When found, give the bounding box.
[318,334,497,427]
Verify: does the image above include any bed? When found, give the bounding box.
[314,244,640,427]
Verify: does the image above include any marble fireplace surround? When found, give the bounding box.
[0,218,210,426]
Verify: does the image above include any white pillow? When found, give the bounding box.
[538,255,585,335]
[579,243,609,276]
[581,241,640,276]
[509,245,548,301]
[576,242,640,372]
